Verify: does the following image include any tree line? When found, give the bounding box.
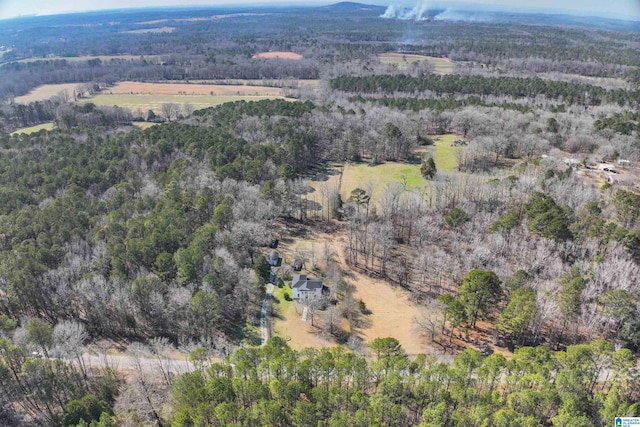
[165,337,639,427]
[330,74,639,106]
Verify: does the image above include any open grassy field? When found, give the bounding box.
[253,51,303,60]
[80,94,287,112]
[307,135,460,212]
[431,134,460,171]
[10,123,55,135]
[378,53,456,75]
[79,81,289,111]
[14,83,80,103]
[340,161,423,200]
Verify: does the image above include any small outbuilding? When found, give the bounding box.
[267,251,282,267]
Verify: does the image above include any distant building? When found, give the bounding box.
[291,274,323,300]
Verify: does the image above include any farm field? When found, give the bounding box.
[10,123,55,135]
[253,51,303,60]
[188,79,319,88]
[80,94,287,112]
[378,53,456,74]
[14,83,81,103]
[80,81,289,111]
[104,81,285,96]
[14,80,294,104]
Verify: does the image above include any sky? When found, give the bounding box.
[0,0,639,20]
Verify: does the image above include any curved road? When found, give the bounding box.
[260,283,275,346]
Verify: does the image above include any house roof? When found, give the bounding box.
[291,274,323,291]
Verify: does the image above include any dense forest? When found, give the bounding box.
[0,2,639,426]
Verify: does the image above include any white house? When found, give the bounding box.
[291,274,323,300]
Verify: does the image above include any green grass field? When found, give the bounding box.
[341,161,423,199]
[10,123,55,135]
[431,134,460,171]
[272,285,293,315]
[80,94,287,112]
[310,135,461,207]
[378,53,456,75]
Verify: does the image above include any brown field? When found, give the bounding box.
[189,79,320,88]
[253,51,304,60]
[15,80,290,104]
[106,81,285,97]
[14,83,80,103]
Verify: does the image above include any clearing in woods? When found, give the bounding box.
[339,162,424,201]
[431,134,461,171]
[253,51,304,60]
[378,53,456,74]
[308,134,460,207]
[10,123,55,135]
[271,233,430,355]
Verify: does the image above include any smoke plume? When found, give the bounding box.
[433,8,492,22]
[381,1,429,21]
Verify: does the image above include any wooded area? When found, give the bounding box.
[0,2,639,426]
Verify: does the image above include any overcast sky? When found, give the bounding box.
[1,0,639,20]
